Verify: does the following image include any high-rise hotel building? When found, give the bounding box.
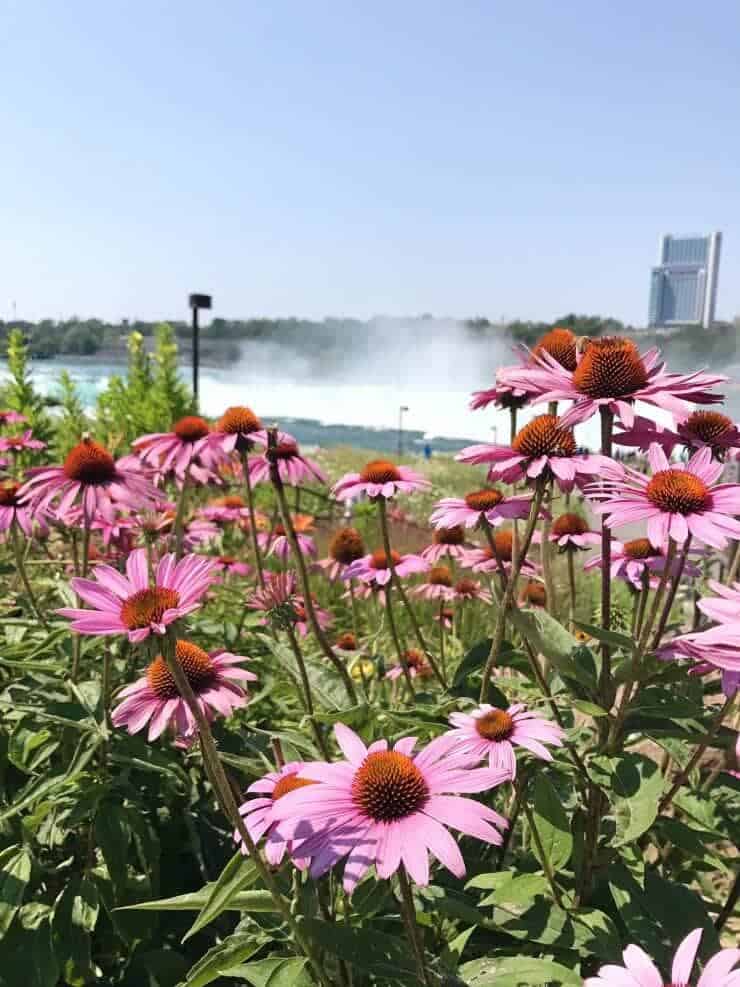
[648,232,722,329]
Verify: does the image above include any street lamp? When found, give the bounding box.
[397,405,409,458]
[188,293,212,406]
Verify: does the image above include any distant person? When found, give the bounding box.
[423,443,432,461]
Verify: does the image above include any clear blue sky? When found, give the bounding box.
[2,0,739,325]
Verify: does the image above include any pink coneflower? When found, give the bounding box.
[434,607,455,630]
[343,549,428,587]
[20,437,160,522]
[200,494,253,525]
[590,444,740,550]
[234,763,313,868]
[583,537,701,590]
[211,405,264,454]
[616,410,740,461]
[452,577,493,604]
[430,487,533,530]
[520,579,547,608]
[334,631,361,656]
[57,549,215,643]
[504,335,726,428]
[133,416,225,483]
[317,527,366,581]
[111,639,255,743]
[213,556,252,578]
[461,529,538,577]
[445,704,564,779]
[269,724,509,891]
[385,648,434,681]
[420,526,469,562]
[549,512,600,551]
[0,410,26,427]
[184,518,219,550]
[412,564,456,601]
[249,440,327,487]
[659,632,740,697]
[0,480,48,538]
[0,429,46,454]
[247,572,329,636]
[458,415,607,493]
[470,330,578,411]
[585,927,740,987]
[248,570,298,617]
[332,459,430,502]
[259,516,316,561]
[293,595,333,638]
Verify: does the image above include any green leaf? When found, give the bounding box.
[509,608,578,664]
[440,925,476,973]
[626,688,702,721]
[0,904,59,987]
[53,876,99,986]
[226,956,311,987]
[183,935,263,987]
[571,700,608,717]
[574,621,635,652]
[302,918,422,984]
[95,802,130,897]
[531,774,573,874]
[0,844,32,936]
[183,853,259,940]
[458,955,581,986]
[611,753,663,845]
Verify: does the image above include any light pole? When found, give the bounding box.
[397,405,409,458]
[188,293,212,406]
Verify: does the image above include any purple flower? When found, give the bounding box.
[589,444,740,550]
[133,416,226,484]
[269,724,509,891]
[332,459,430,501]
[111,639,255,744]
[430,487,534,530]
[585,927,740,987]
[234,762,313,868]
[458,415,608,493]
[343,549,428,587]
[444,704,564,779]
[503,336,725,428]
[57,549,215,643]
[20,437,160,523]
[249,441,326,487]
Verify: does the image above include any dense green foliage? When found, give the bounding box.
[0,330,737,987]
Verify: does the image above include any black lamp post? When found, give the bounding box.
[188,293,212,405]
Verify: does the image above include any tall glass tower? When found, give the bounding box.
[647,232,722,329]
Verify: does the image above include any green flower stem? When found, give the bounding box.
[727,539,740,585]
[266,431,357,704]
[651,534,692,650]
[520,786,564,909]
[479,479,545,703]
[349,579,361,639]
[10,523,48,630]
[161,634,333,987]
[658,693,736,814]
[384,583,416,702]
[715,869,740,933]
[598,405,614,700]
[173,468,191,560]
[377,498,447,689]
[284,622,332,759]
[637,538,677,654]
[240,449,266,591]
[567,549,577,632]
[396,866,430,987]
